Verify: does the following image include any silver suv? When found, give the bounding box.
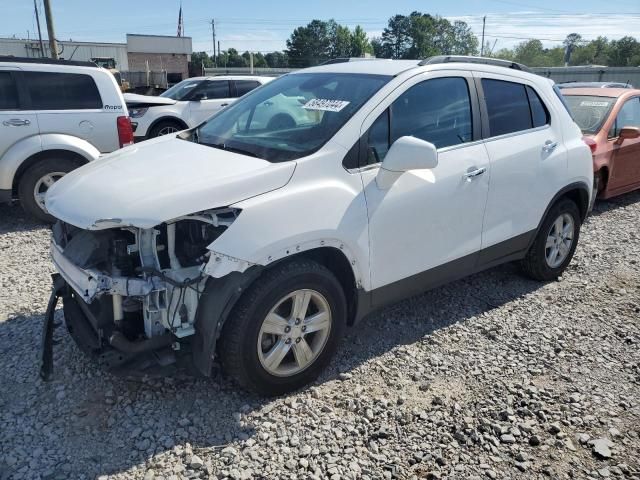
[0,57,132,221]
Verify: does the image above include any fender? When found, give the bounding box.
[204,237,364,288]
[0,133,100,191]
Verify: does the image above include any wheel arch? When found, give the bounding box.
[538,182,591,232]
[148,116,189,135]
[11,149,90,196]
[192,246,359,377]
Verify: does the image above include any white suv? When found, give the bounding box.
[125,76,273,140]
[0,57,132,221]
[44,57,593,395]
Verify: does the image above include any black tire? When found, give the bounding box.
[521,198,581,281]
[148,120,184,138]
[18,157,82,223]
[218,259,347,396]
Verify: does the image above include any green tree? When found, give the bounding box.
[286,19,333,67]
[380,14,412,58]
[190,51,213,68]
[264,51,289,68]
[351,25,373,57]
[608,36,640,66]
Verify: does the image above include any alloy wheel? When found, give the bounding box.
[545,213,574,268]
[257,289,332,377]
[33,172,66,212]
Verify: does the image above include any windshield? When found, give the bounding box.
[194,73,391,162]
[161,79,202,100]
[563,95,616,134]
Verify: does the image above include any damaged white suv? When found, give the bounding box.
[44,57,593,395]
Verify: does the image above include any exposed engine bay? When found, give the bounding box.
[48,208,239,371]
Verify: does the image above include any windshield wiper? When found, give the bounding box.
[203,142,259,158]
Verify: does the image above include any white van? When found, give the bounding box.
[0,57,132,221]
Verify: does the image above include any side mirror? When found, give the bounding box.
[616,126,640,144]
[376,136,438,189]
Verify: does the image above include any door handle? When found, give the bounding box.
[463,166,486,180]
[220,103,229,107]
[2,118,31,127]
[542,140,558,153]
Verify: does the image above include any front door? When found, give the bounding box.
[608,96,640,193]
[359,74,490,297]
[187,80,232,125]
[0,68,39,160]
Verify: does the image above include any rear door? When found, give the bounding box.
[232,79,262,98]
[23,70,114,153]
[0,68,39,160]
[476,73,566,252]
[608,96,640,192]
[187,79,232,124]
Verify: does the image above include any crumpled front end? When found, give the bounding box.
[50,208,239,371]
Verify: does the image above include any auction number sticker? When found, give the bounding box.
[580,101,610,107]
[303,99,350,112]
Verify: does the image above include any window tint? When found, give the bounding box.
[391,77,472,149]
[482,79,532,136]
[526,86,550,128]
[0,72,18,110]
[611,97,640,137]
[24,72,102,110]
[234,80,261,97]
[195,80,230,100]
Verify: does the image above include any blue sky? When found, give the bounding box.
[2,0,639,54]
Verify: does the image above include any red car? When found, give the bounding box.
[563,88,640,199]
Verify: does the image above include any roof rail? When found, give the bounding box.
[0,56,97,67]
[319,57,380,65]
[419,55,532,73]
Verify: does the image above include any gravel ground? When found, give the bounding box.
[1,193,639,480]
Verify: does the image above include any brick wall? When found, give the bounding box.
[127,52,189,80]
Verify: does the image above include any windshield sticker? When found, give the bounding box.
[303,99,350,112]
[579,101,610,107]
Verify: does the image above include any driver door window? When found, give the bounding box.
[363,77,473,166]
[610,97,640,137]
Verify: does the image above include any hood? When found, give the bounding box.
[46,135,296,229]
[124,92,176,107]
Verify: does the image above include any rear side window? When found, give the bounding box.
[526,86,550,128]
[482,79,532,136]
[0,72,18,110]
[24,72,102,110]
[234,80,261,97]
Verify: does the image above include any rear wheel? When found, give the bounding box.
[521,198,581,281]
[149,120,183,138]
[218,259,346,396]
[18,157,82,223]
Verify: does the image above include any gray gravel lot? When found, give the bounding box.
[1,194,639,480]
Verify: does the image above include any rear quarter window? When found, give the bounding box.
[24,71,102,110]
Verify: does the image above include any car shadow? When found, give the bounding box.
[0,202,48,234]
[0,260,544,478]
[589,189,640,218]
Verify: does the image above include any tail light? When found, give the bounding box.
[117,116,134,148]
[582,136,597,154]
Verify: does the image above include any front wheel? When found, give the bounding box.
[18,157,82,223]
[521,198,581,281]
[218,259,347,396]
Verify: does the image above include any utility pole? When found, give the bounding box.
[34,0,45,58]
[43,0,58,59]
[480,16,486,57]
[250,51,254,74]
[211,19,216,67]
